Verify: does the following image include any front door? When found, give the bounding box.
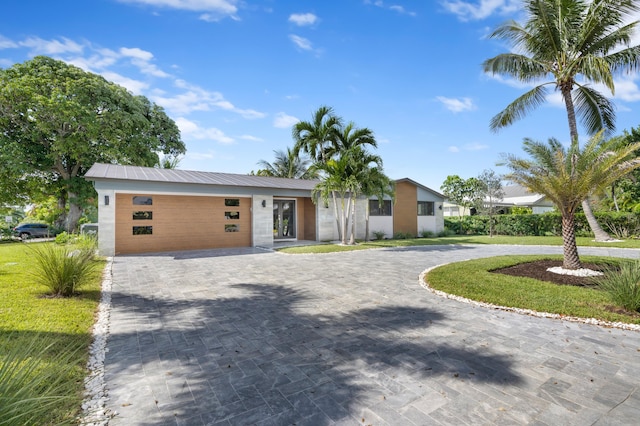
[273,200,296,239]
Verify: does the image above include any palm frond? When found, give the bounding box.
[572,84,616,135]
[489,85,550,131]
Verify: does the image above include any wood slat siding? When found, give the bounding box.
[302,198,316,240]
[393,181,417,237]
[115,194,251,254]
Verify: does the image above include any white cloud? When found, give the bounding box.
[176,117,235,144]
[273,112,299,128]
[0,35,18,49]
[448,143,488,152]
[289,13,318,26]
[100,71,150,94]
[289,34,313,51]
[120,47,153,61]
[364,1,416,16]
[441,0,519,21]
[117,0,238,14]
[239,134,263,142]
[436,96,477,113]
[19,36,84,55]
[154,79,266,118]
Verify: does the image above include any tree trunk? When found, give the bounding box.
[54,194,67,230]
[348,194,356,245]
[66,191,83,233]
[561,213,582,270]
[364,201,370,242]
[582,197,613,241]
[340,196,348,245]
[331,191,342,242]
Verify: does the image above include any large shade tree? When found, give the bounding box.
[503,133,640,269]
[483,0,640,241]
[0,56,185,231]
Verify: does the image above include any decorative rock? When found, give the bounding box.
[547,266,603,277]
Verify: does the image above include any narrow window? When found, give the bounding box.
[133,211,153,220]
[133,226,153,235]
[225,224,239,232]
[225,199,240,207]
[418,201,435,216]
[133,196,153,205]
[225,211,240,220]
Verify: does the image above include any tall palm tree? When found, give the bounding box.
[255,148,318,179]
[484,0,640,241]
[293,106,344,238]
[359,165,395,242]
[503,133,640,269]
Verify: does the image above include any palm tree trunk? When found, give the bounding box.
[582,198,613,241]
[348,194,356,245]
[563,87,613,242]
[561,213,582,270]
[331,191,342,242]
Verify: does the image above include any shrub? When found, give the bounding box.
[437,229,455,237]
[420,229,434,238]
[593,261,640,312]
[55,231,72,245]
[372,230,386,241]
[0,333,84,425]
[29,244,96,297]
[393,231,414,239]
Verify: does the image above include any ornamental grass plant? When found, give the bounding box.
[593,260,640,313]
[30,238,97,297]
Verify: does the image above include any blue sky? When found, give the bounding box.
[2,0,640,191]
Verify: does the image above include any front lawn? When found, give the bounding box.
[278,235,640,254]
[425,255,640,325]
[0,241,105,424]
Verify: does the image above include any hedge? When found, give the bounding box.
[444,212,640,238]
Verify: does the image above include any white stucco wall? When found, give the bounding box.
[96,189,116,256]
[252,195,273,247]
[368,216,393,239]
[417,187,444,234]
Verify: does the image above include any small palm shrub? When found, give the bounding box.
[30,243,96,297]
[372,230,386,240]
[0,334,84,425]
[593,261,640,312]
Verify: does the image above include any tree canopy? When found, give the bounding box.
[0,56,185,230]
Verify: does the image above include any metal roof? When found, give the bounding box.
[84,163,320,191]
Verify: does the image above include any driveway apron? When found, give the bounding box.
[104,245,640,425]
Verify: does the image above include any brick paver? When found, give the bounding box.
[104,245,640,425]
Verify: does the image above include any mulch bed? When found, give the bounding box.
[491,259,609,288]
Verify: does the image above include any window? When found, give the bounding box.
[369,199,392,216]
[418,201,435,216]
[225,224,239,232]
[133,211,153,220]
[225,198,240,207]
[133,226,153,235]
[133,196,153,205]
[225,211,240,220]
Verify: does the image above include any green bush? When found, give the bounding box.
[0,333,84,426]
[29,244,96,297]
[594,261,640,312]
[372,230,386,240]
[55,231,72,245]
[393,231,415,239]
[420,229,435,238]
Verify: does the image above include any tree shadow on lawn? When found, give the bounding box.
[105,283,522,425]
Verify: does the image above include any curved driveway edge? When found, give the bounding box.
[103,245,640,425]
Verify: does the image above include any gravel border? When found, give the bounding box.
[420,264,640,332]
[80,257,114,426]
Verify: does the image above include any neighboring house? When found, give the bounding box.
[84,164,444,255]
[443,185,554,217]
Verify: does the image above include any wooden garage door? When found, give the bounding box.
[115,194,251,254]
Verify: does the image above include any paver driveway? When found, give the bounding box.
[104,245,640,425]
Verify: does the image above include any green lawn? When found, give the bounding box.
[0,241,105,424]
[278,235,640,253]
[425,255,640,325]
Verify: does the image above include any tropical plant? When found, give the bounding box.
[502,133,640,269]
[29,243,97,297]
[483,0,640,241]
[256,148,318,179]
[593,260,640,312]
[440,175,482,234]
[0,333,85,426]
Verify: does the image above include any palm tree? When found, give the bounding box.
[293,106,344,238]
[255,148,318,179]
[483,0,640,241]
[502,133,640,269]
[360,165,395,242]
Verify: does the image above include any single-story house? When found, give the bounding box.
[443,185,554,216]
[84,163,445,256]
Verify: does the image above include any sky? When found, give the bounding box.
[2,0,640,191]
